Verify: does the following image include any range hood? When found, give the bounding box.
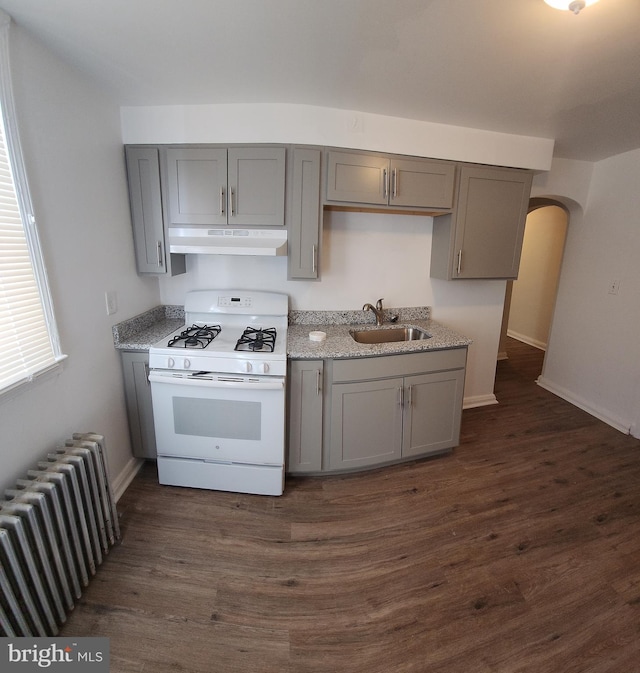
[169,227,288,256]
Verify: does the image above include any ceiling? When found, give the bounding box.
[1,0,639,162]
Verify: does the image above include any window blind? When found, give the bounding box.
[0,10,64,394]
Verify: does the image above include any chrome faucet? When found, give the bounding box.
[363,298,385,326]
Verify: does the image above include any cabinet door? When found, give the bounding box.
[228,147,286,226]
[326,151,389,205]
[288,360,323,473]
[125,147,166,273]
[289,148,321,279]
[121,351,157,459]
[454,165,532,279]
[330,378,403,470]
[389,158,455,209]
[166,148,228,226]
[402,369,465,458]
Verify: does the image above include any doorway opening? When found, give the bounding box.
[498,200,569,381]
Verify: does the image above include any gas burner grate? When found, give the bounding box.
[235,327,277,352]
[167,324,222,349]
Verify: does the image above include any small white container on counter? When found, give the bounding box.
[309,331,327,342]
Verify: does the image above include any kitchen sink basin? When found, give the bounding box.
[350,327,431,344]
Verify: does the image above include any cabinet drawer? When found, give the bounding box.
[332,348,467,383]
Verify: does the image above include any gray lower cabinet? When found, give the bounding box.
[325,150,455,211]
[330,377,404,470]
[287,360,324,473]
[165,146,286,227]
[120,351,157,459]
[401,369,466,457]
[329,349,466,471]
[288,148,322,279]
[430,164,533,280]
[125,146,185,276]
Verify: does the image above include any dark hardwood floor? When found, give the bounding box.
[61,339,640,672]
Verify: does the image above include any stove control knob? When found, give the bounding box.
[168,357,175,369]
[259,362,270,374]
[184,358,191,369]
[243,361,253,373]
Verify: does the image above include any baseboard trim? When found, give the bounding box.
[113,456,145,502]
[537,376,631,435]
[464,393,498,409]
[507,330,547,351]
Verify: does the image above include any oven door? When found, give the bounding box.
[148,370,285,466]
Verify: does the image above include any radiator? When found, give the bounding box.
[0,433,121,637]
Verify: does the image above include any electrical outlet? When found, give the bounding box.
[105,290,118,315]
[608,279,621,295]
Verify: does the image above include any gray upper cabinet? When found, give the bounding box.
[288,148,321,279]
[325,150,455,211]
[430,164,533,280]
[390,158,456,209]
[125,146,185,276]
[165,146,286,227]
[166,148,227,226]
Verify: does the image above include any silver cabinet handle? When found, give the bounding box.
[392,168,398,198]
[220,186,225,216]
[407,385,412,408]
[316,369,322,396]
[457,249,462,276]
[157,241,164,267]
[398,386,404,407]
[312,244,317,274]
[382,168,388,199]
[229,188,235,217]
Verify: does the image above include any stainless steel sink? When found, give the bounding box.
[350,327,431,344]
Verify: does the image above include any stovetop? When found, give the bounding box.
[148,290,288,376]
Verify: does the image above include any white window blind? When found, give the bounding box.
[0,11,65,395]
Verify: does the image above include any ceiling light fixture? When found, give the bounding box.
[544,0,599,14]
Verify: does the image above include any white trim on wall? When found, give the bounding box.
[537,376,632,435]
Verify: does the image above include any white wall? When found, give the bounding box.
[0,24,160,496]
[535,150,640,435]
[121,103,554,171]
[508,206,568,350]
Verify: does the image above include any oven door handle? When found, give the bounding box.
[148,371,284,390]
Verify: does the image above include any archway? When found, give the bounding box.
[498,199,569,379]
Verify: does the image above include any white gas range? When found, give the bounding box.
[148,289,288,496]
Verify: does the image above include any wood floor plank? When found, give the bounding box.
[59,338,640,672]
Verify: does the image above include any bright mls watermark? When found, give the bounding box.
[1,638,109,672]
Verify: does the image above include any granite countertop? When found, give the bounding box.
[287,307,471,359]
[112,304,472,357]
[112,305,184,350]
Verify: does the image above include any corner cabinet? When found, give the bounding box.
[430,164,533,280]
[165,146,286,227]
[120,351,157,459]
[287,360,324,473]
[125,146,185,276]
[325,150,456,211]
